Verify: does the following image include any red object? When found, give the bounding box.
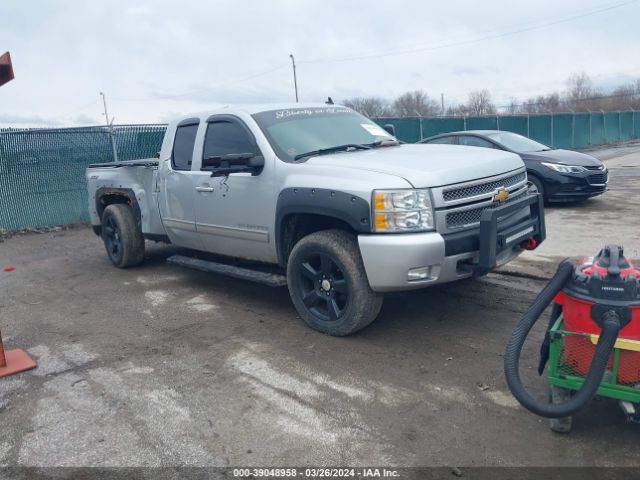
[556,254,640,383]
[0,51,14,87]
[3,266,16,272]
[519,237,538,250]
[0,330,37,378]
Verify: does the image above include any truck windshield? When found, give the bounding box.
[252,107,397,162]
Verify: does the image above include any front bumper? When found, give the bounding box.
[358,193,545,292]
[545,169,608,202]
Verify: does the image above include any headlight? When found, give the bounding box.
[372,189,434,232]
[541,162,586,174]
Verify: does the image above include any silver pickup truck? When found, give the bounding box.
[86,103,545,335]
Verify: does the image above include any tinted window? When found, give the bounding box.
[427,136,456,145]
[202,120,258,169]
[172,124,198,171]
[458,136,496,149]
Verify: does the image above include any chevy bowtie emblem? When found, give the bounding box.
[493,188,510,203]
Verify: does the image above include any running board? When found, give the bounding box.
[167,255,288,288]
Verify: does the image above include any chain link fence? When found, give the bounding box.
[374,110,640,146]
[0,124,166,230]
[1,111,639,231]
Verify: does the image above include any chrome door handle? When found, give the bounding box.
[195,186,214,192]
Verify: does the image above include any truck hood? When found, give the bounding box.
[306,144,524,188]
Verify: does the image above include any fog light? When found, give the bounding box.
[408,266,431,281]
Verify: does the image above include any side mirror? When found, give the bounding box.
[383,124,396,136]
[203,153,264,177]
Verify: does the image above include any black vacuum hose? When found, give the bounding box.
[504,261,622,418]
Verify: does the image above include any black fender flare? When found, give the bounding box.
[275,188,372,265]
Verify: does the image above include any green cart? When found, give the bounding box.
[547,314,640,432]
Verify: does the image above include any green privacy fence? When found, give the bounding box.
[0,124,166,230]
[374,110,640,146]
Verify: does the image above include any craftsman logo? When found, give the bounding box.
[493,188,509,203]
[602,286,625,293]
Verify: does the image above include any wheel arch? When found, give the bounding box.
[275,188,372,267]
[95,187,142,235]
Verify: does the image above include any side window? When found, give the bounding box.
[202,120,258,170]
[427,136,456,145]
[172,123,198,171]
[458,136,496,149]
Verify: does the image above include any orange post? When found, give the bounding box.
[0,329,37,377]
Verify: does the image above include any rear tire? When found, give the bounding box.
[101,204,145,268]
[286,229,383,336]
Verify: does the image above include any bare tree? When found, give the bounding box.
[342,97,393,118]
[392,90,440,117]
[521,92,562,114]
[505,97,520,115]
[565,72,595,111]
[466,89,496,116]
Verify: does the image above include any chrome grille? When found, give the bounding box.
[443,171,526,202]
[445,189,527,229]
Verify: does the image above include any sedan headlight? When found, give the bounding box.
[541,162,586,174]
[372,189,434,232]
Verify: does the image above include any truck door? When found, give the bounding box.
[191,115,275,262]
[158,119,203,250]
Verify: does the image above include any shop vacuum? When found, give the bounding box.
[504,245,640,432]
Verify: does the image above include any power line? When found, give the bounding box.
[299,0,638,65]
[113,63,289,102]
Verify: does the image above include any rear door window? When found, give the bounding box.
[426,136,457,145]
[458,136,496,149]
[172,124,199,171]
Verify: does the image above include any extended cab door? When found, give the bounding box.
[158,118,203,250]
[191,115,275,262]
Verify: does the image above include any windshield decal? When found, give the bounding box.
[274,107,352,120]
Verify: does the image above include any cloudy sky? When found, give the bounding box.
[1,0,638,127]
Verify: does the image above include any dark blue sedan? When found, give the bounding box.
[419,130,608,203]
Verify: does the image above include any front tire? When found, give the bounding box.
[101,204,145,268]
[527,175,546,205]
[287,229,383,336]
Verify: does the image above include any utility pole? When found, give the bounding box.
[100,91,119,163]
[289,54,299,103]
[441,93,445,116]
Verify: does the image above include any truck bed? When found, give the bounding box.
[87,158,159,169]
[86,157,166,238]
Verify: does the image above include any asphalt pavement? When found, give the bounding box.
[1,143,640,469]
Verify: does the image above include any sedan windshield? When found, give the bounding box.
[252,107,397,162]
[487,132,550,153]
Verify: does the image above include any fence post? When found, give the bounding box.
[419,117,423,141]
[601,110,606,144]
[587,110,592,145]
[527,114,530,137]
[496,114,500,131]
[550,111,554,148]
[571,111,575,149]
[618,111,622,141]
[463,116,467,131]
